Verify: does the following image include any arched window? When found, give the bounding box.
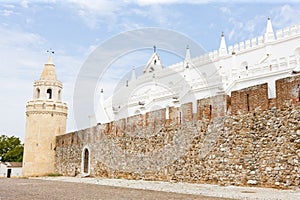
[36,88,40,99]
[47,89,52,99]
[83,148,89,174]
[58,90,61,101]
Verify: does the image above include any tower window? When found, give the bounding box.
[36,88,40,99]
[58,90,61,101]
[47,89,52,99]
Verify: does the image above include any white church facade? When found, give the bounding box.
[98,18,300,122]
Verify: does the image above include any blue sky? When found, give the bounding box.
[1,0,300,141]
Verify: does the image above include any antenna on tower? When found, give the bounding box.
[46,49,55,64]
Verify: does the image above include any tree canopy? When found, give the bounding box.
[0,135,23,162]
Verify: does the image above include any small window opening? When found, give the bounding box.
[209,105,212,120]
[297,84,300,102]
[178,111,182,124]
[58,90,61,101]
[36,88,40,99]
[246,94,250,112]
[154,59,157,65]
[47,89,52,99]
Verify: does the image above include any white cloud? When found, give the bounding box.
[66,0,123,29]
[219,6,231,15]
[20,0,29,8]
[0,27,45,48]
[131,0,298,6]
[1,9,15,16]
[272,4,300,29]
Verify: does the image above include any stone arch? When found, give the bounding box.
[81,146,90,175]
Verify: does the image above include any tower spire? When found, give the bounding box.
[40,51,57,81]
[219,32,227,56]
[264,17,275,42]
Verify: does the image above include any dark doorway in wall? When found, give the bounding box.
[7,169,11,178]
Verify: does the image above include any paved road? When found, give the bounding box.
[0,178,232,200]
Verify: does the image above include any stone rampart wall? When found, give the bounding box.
[55,75,300,189]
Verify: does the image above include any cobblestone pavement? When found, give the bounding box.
[0,178,232,200]
[36,177,300,200]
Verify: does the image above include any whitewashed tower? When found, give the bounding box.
[23,55,68,176]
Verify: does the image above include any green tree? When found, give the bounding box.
[0,135,24,162]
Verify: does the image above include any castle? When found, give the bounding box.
[23,18,300,189]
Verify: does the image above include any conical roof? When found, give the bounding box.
[40,55,57,81]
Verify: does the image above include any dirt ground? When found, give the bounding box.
[0,178,233,200]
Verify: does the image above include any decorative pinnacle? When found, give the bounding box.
[100,89,103,93]
[153,45,156,53]
[268,16,270,20]
[221,32,224,37]
[186,44,189,49]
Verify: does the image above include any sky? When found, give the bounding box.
[1,0,300,141]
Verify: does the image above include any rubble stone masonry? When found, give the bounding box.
[55,75,300,189]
